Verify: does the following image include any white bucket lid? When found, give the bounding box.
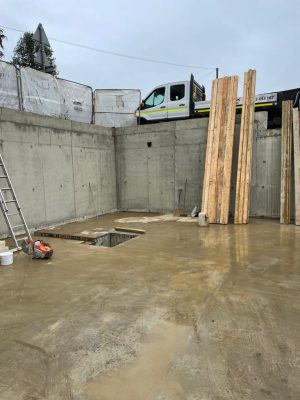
[0,251,13,257]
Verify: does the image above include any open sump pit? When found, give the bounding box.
[94,231,138,247]
[34,227,139,247]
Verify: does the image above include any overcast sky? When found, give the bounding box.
[1,0,300,98]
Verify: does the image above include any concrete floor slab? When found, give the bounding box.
[0,212,300,399]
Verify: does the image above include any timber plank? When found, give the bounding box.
[207,78,224,222]
[293,107,300,225]
[234,76,248,224]
[216,77,229,222]
[220,76,238,224]
[242,70,256,223]
[201,75,238,224]
[234,69,256,224]
[201,79,218,215]
[280,100,293,224]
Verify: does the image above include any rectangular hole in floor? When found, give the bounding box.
[94,232,138,247]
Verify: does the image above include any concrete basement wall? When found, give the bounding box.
[0,108,283,238]
[0,108,117,236]
[115,112,283,218]
[115,118,207,213]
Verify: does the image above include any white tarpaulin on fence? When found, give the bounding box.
[21,67,61,117]
[0,61,20,110]
[95,113,137,128]
[1,63,142,127]
[94,89,140,127]
[58,79,93,123]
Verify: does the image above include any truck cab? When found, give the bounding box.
[136,75,299,129]
[136,75,205,123]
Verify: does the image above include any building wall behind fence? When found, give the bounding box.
[0,107,117,236]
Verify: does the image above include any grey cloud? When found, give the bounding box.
[1,0,300,98]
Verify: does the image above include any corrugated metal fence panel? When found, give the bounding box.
[250,128,281,217]
[21,67,61,117]
[94,89,140,127]
[57,79,93,123]
[0,61,20,110]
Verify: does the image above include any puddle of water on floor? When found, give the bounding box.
[86,321,192,400]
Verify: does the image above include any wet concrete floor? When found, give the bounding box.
[0,212,300,399]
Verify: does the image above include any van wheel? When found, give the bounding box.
[138,118,147,125]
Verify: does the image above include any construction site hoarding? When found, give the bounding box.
[95,112,138,128]
[21,67,61,117]
[94,89,140,127]
[20,68,93,123]
[0,61,20,110]
[57,79,93,123]
[1,62,140,127]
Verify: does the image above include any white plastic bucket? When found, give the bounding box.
[0,251,13,266]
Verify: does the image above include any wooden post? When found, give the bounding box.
[293,107,300,225]
[234,69,256,224]
[201,79,218,216]
[243,73,256,223]
[280,100,293,224]
[207,77,225,223]
[219,76,238,224]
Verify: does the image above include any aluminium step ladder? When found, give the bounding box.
[0,154,32,251]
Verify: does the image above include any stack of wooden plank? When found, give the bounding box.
[234,69,256,224]
[201,75,238,224]
[201,70,299,226]
[293,106,300,225]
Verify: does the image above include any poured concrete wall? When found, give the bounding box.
[0,108,117,236]
[115,112,282,218]
[0,108,283,238]
[115,119,207,213]
[251,116,282,217]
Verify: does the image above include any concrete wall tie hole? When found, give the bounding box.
[93,231,139,248]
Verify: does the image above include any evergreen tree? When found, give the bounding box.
[12,32,57,76]
[0,29,6,59]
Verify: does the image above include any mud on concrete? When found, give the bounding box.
[0,212,300,399]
